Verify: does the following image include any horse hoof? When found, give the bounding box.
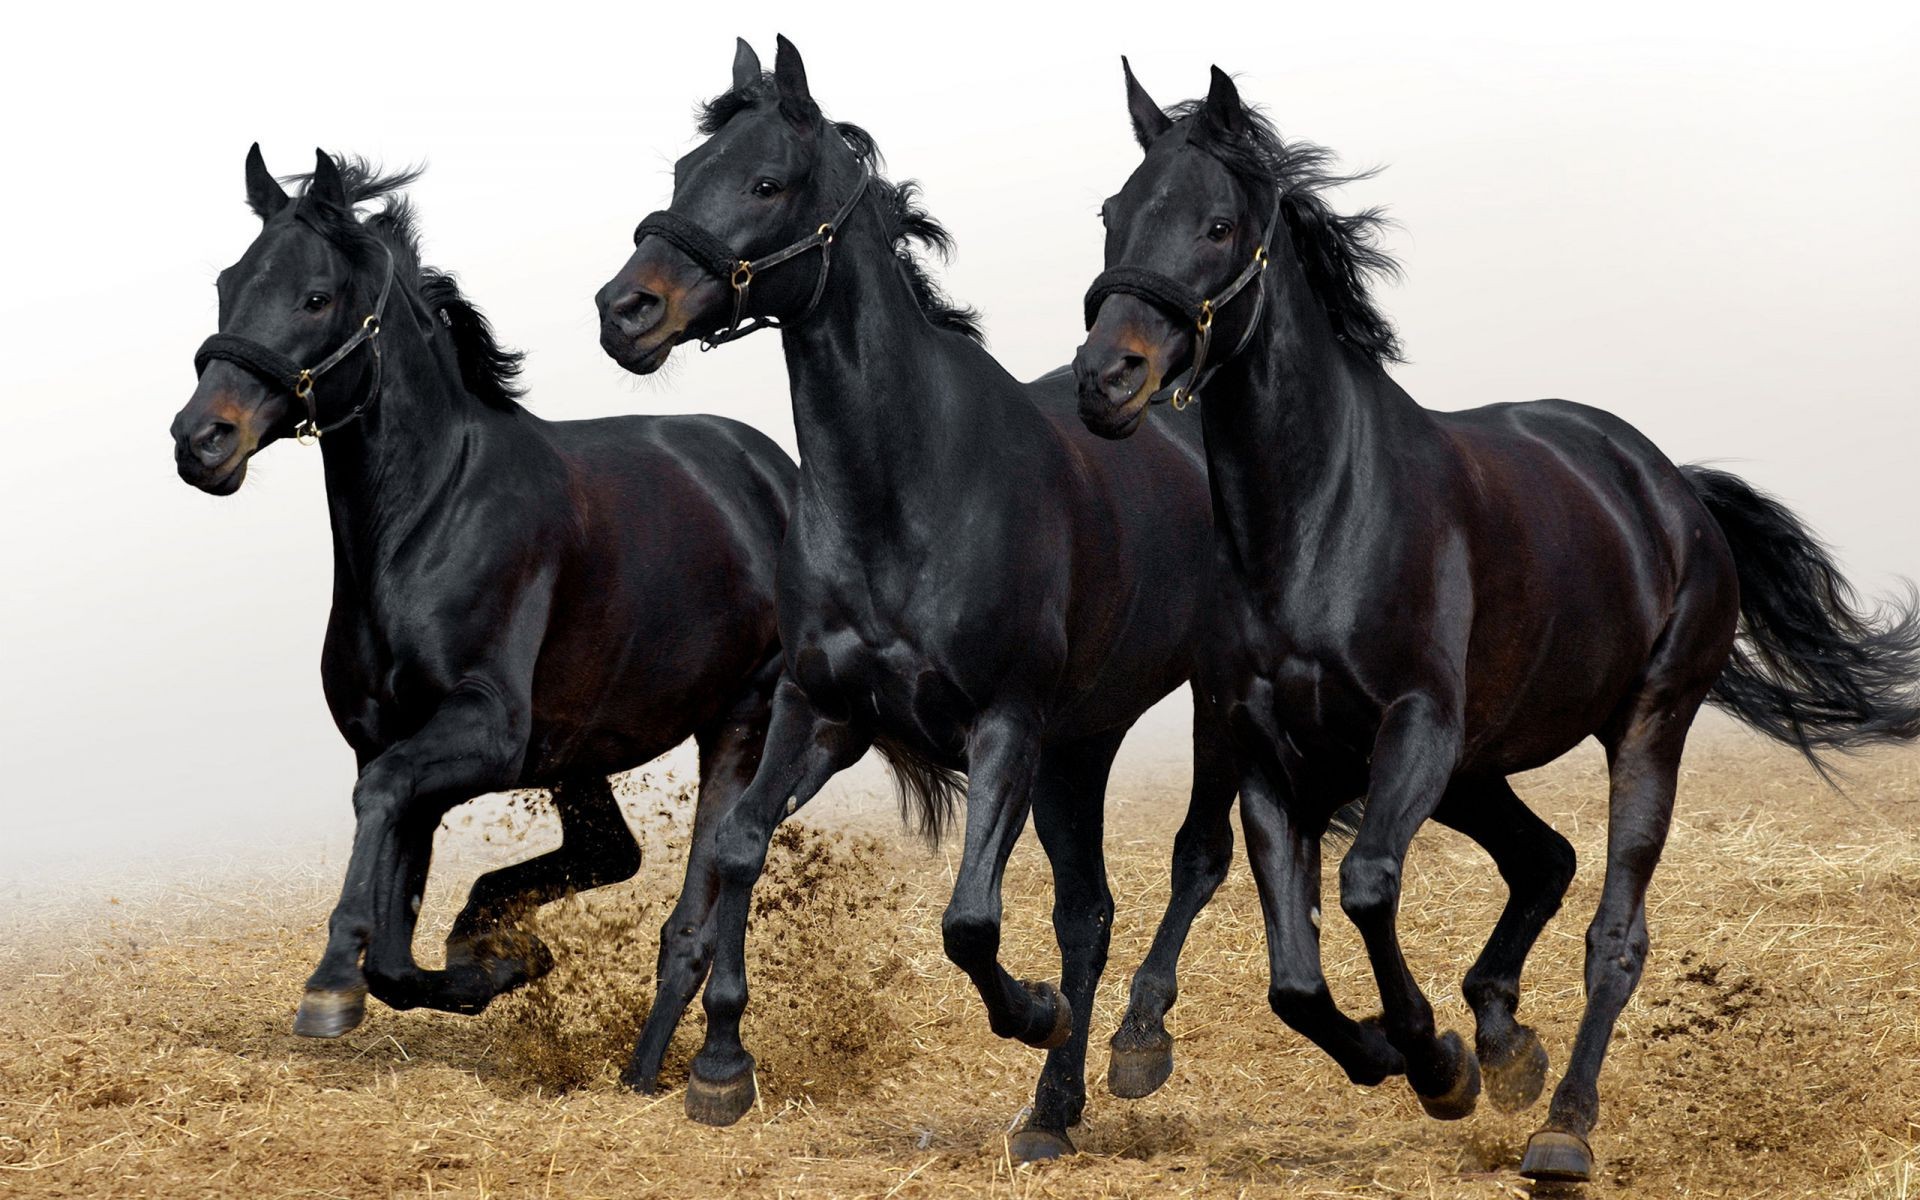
[1520,1129,1594,1183]
[1009,1125,1076,1163]
[293,987,367,1038]
[1482,1025,1550,1113]
[446,932,555,990]
[685,1060,757,1127]
[1107,1032,1174,1099]
[1021,980,1073,1050]
[1415,1030,1481,1121]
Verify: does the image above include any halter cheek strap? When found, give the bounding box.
[1082,194,1282,410]
[630,170,870,349]
[193,246,396,443]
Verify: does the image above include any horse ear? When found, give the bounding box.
[1204,66,1246,134]
[308,148,348,209]
[732,37,762,91]
[244,142,289,219]
[773,33,816,120]
[1121,57,1172,150]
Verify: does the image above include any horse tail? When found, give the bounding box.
[872,733,967,844]
[1683,464,1920,774]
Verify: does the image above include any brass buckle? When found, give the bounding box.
[730,260,754,290]
[294,370,315,401]
[1195,300,1214,333]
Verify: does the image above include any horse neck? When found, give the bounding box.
[1199,253,1426,576]
[317,301,488,580]
[778,217,974,524]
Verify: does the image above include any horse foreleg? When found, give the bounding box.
[295,679,528,1036]
[1338,692,1480,1117]
[1239,761,1406,1085]
[622,662,778,1094]
[674,677,869,1123]
[938,711,1066,1051]
[1109,699,1238,1100]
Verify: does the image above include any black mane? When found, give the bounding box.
[1167,99,1404,364]
[698,78,985,344]
[285,157,527,408]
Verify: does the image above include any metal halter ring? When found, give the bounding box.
[1195,299,1215,333]
[293,370,316,401]
[730,261,754,291]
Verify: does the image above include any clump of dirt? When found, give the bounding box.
[486,819,907,1104]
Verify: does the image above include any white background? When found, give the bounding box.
[1,1,1914,883]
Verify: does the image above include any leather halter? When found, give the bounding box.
[631,171,870,349]
[1083,194,1282,410]
[194,245,396,443]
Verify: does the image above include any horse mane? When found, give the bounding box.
[283,157,527,409]
[1166,98,1404,364]
[697,78,985,344]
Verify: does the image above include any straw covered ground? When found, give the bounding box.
[2,733,1916,1198]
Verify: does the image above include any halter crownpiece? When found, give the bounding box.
[1083,193,1282,410]
[193,246,397,443]
[631,170,870,349]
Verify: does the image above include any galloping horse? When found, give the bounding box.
[595,37,1225,1159]
[1074,64,1920,1182]
[171,147,796,1039]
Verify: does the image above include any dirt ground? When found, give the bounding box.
[2,732,1916,1198]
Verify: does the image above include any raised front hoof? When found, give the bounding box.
[684,1060,757,1127]
[1019,980,1073,1050]
[1482,1025,1550,1113]
[1009,1125,1076,1163]
[293,987,367,1038]
[1107,1031,1174,1100]
[1414,1030,1481,1121]
[1520,1129,1594,1184]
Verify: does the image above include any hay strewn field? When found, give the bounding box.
[2,733,1916,1197]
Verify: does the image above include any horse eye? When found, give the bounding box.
[1207,220,1234,243]
[304,293,331,312]
[750,179,784,199]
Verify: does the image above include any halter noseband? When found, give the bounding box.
[193,245,396,443]
[1083,194,1282,410]
[630,170,870,349]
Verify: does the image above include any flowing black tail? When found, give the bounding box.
[872,733,967,844]
[1684,465,1920,773]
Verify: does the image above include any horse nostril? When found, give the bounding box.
[613,287,661,324]
[1103,354,1147,399]
[191,420,236,466]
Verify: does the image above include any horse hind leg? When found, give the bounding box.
[1109,699,1237,1100]
[1522,693,1706,1182]
[1433,775,1575,1113]
[1010,731,1125,1163]
[438,773,642,1009]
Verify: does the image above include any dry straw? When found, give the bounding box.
[1,733,1915,1197]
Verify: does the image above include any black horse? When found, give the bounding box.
[171,147,796,1039]
[594,37,1229,1160]
[1075,64,1920,1183]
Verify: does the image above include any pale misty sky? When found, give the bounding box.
[1,1,1914,881]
